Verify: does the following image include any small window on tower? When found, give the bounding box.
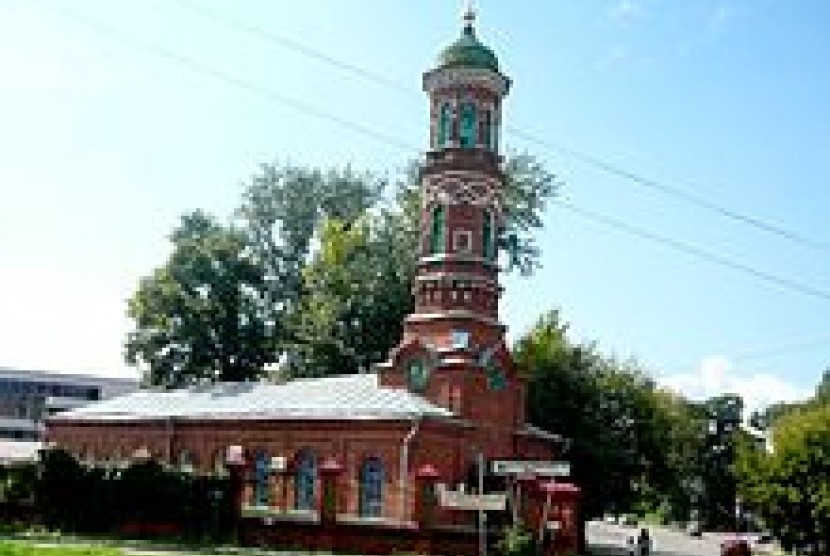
[483,110,492,149]
[491,114,499,153]
[438,103,452,148]
[459,102,477,148]
[482,210,494,260]
[430,205,446,254]
[453,230,472,253]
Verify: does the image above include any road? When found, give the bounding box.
[586,520,741,556]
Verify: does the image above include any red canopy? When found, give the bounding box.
[415,463,442,480]
[319,456,344,475]
[537,481,580,500]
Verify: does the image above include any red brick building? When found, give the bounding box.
[46,9,579,554]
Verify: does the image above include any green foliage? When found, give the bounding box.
[125,211,273,387]
[287,214,414,377]
[499,153,560,275]
[0,541,122,556]
[516,310,708,522]
[698,394,744,529]
[495,523,535,556]
[0,464,37,505]
[34,449,233,540]
[127,154,557,384]
[737,403,830,554]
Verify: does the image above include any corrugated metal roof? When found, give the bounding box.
[50,373,455,422]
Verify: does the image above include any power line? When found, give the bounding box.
[45,3,418,155]
[168,0,415,98]
[46,4,830,305]
[166,0,830,253]
[553,199,830,303]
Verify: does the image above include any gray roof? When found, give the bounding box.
[0,440,43,464]
[50,373,455,422]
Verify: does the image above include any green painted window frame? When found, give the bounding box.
[483,109,492,149]
[459,102,477,148]
[438,103,452,148]
[483,209,494,260]
[430,205,446,254]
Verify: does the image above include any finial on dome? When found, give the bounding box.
[462,0,476,33]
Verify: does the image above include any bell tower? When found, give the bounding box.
[379,7,523,432]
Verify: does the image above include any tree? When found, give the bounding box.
[237,163,386,328]
[815,368,830,402]
[516,311,642,519]
[125,211,273,386]
[698,394,745,530]
[242,155,557,378]
[516,310,711,525]
[737,403,830,554]
[499,153,560,275]
[128,154,558,384]
[286,214,415,377]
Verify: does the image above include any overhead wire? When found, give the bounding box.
[42,3,830,307]
[167,0,830,253]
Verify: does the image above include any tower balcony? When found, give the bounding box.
[423,147,503,174]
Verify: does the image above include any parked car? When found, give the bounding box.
[721,538,752,556]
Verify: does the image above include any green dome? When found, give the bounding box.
[437,23,500,72]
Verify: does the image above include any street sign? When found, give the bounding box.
[491,460,571,477]
[437,484,507,512]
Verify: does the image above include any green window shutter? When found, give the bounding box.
[438,103,452,148]
[459,102,477,148]
[430,205,445,254]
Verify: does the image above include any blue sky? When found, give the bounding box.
[1,0,828,412]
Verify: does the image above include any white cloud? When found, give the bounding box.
[658,356,811,417]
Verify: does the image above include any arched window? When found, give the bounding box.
[459,102,477,148]
[253,449,271,506]
[359,457,384,518]
[213,449,227,476]
[491,114,499,153]
[437,103,452,148]
[178,449,194,472]
[482,210,494,260]
[429,205,446,255]
[483,110,493,149]
[294,450,317,511]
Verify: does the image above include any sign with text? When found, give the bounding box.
[491,460,571,477]
[437,484,507,512]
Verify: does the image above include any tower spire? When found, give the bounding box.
[462,0,476,32]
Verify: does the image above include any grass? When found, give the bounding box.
[0,541,122,556]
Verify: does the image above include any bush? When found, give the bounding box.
[32,448,233,540]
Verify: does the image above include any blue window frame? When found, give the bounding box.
[294,450,317,511]
[253,449,271,506]
[359,457,384,518]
